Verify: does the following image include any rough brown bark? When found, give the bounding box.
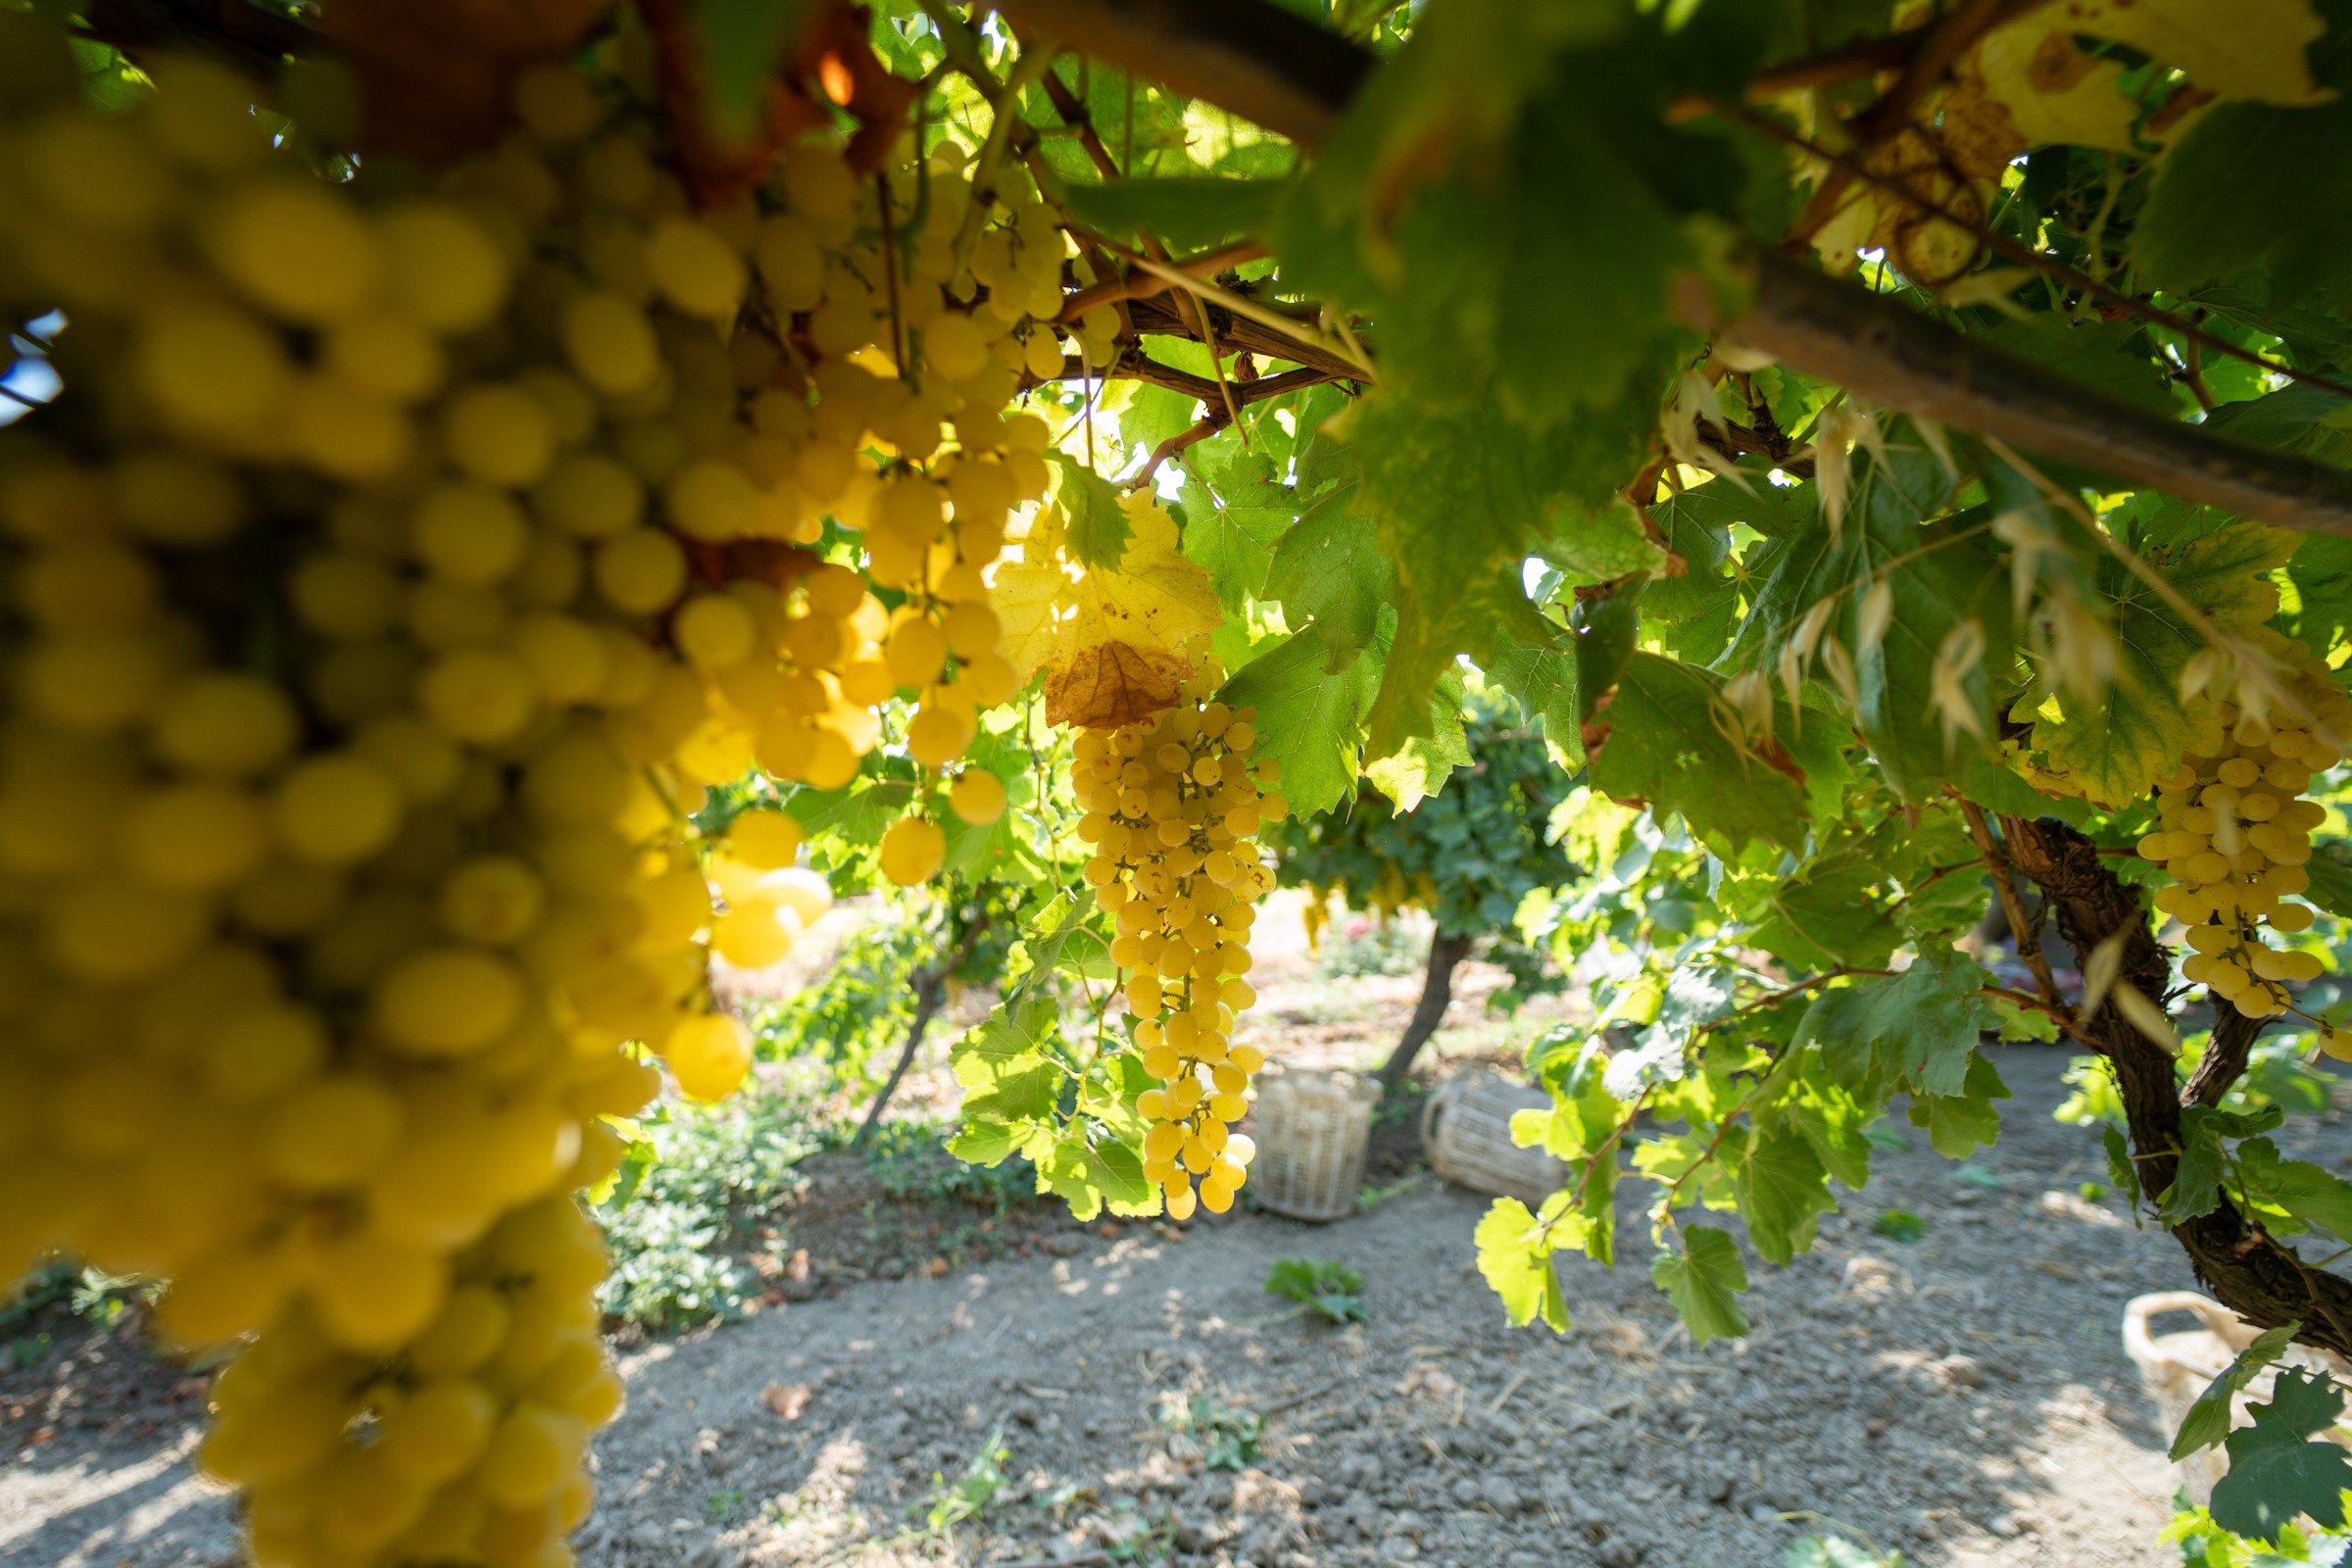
[1699,252,2352,537]
[2002,816,2352,1353]
[994,0,1372,147]
[1379,930,1474,1089]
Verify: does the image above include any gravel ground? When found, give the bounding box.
[12,1043,2351,1568]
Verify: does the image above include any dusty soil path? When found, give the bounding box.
[12,1045,2348,1568]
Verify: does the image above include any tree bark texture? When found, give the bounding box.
[852,917,990,1150]
[1380,930,1475,1089]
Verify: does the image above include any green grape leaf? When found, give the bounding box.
[1720,434,2008,800]
[1536,499,1668,585]
[1959,754,2093,826]
[1217,630,1382,817]
[1177,449,1294,612]
[1743,855,1903,971]
[2157,1105,2230,1224]
[1474,1197,1570,1332]
[947,1118,1023,1165]
[1045,451,1134,569]
[1363,666,1471,810]
[2103,1124,2144,1210]
[2173,1321,2302,1460]
[1019,62,1196,185]
[1263,493,1394,671]
[2134,11,2352,313]
[1038,1134,1152,1221]
[1651,1225,1750,1346]
[1795,952,1998,1097]
[2239,1148,2352,1242]
[1118,382,1205,457]
[1277,1,1736,425]
[1587,652,1812,853]
[1905,1054,2010,1159]
[1784,1086,1878,1191]
[2305,844,2352,918]
[1483,598,1583,763]
[1346,383,1649,760]
[1725,1125,1835,1266]
[792,777,917,852]
[959,1062,1061,1125]
[2209,1369,2352,1542]
[1054,174,1285,249]
[691,0,810,137]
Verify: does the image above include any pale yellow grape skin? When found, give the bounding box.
[1078,673,1285,1217]
[2142,672,2352,1025]
[0,30,1061,1568]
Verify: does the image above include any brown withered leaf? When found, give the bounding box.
[994,494,1220,730]
[1043,640,1188,729]
[760,1382,811,1419]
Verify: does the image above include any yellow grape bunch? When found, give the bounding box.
[1074,667,1290,1218]
[0,15,1063,1567]
[2140,657,2350,1029]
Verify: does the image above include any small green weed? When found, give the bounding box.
[924,1428,1011,1534]
[1872,1209,1927,1243]
[1158,1395,1263,1472]
[1785,1530,1908,1567]
[1265,1258,1369,1325]
[597,1086,824,1330]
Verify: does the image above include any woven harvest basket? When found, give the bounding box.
[1250,1067,1380,1222]
[2125,1291,2352,1503]
[1421,1069,1567,1206]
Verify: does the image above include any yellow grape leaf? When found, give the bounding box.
[1805,129,1997,282]
[1955,23,2137,156]
[1814,0,2327,275]
[2058,0,2332,105]
[992,494,1222,728]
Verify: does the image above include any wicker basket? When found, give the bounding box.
[2124,1291,2352,1502]
[1421,1069,1567,1207]
[1250,1067,1380,1222]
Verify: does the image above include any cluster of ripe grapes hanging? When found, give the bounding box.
[1075,668,1288,1217]
[0,9,1133,1560]
[2140,656,2352,1038]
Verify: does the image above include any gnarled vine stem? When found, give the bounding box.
[2001,816,2352,1354]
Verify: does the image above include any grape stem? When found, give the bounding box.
[1020,38,1253,441]
[1956,797,2063,1011]
[997,0,2352,535]
[2003,814,2352,1355]
[1059,240,1271,322]
[1128,409,1231,491]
